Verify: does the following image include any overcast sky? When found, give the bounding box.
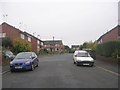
[0,0,119,47]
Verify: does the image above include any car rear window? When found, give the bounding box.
[77,52,89,57]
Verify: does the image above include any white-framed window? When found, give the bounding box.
[37,45,40,51]
[20,33,24,39]
[55,44,57,46]
[37,40,40,44]
[55,48,57,51]
[100,39,103,44]
[28,37,31,42]
[0,33,6,38]
[37,45,40,49]
[47,48,50,51]
[44,45,47,47]
[41,42,43,45]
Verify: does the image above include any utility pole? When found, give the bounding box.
[53,36,54,41]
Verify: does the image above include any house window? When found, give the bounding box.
[100,39,103,43]
[37,45,40,51]
[118,29,120,36]
[20,33,24,39]
[41,42,43,46]
[55,48,57,51]
[45,45,47,47]
[28,37,31,42]
[37,45,40,49]
[0,33,6,38]
[37,40,40,44]
[3,33,6,37]
[47,48,50,51]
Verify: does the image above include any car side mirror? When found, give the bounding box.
[32,57,35,59]
[75,55,77,57]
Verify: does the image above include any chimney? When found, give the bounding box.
[53,36,54,41]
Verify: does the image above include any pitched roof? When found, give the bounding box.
[71,45,79,48]
[43,40,63,45]
[1,22,43,42]
[1,22,23,33]
[97,25,120,41]
[24,32,43,42]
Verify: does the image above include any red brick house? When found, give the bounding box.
[71,45,80,51]
[43,40,64,53]
[24,32,43,53]
[0,22,43,53]
[97,25,120,44]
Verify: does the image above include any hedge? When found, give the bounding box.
[96,41,120,58]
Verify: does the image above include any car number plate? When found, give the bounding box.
[15,66,22,69]
[83,64,89,65]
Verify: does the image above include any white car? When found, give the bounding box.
[73,50,94,66]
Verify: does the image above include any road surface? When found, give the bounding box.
[2,54,119,88]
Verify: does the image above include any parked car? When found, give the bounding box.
[82,48,96,60]
[2,50,15,60]
[10,52,39,72]
[73,50,94,66]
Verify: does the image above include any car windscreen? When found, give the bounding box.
[5,51,13,55]
[15,53,32,59]
[77,52,89,57]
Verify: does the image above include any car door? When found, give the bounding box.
[73,52,77,62]
[33,52,38,66]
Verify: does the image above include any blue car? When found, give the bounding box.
[10,52,39,72]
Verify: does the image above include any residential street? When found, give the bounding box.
[2,54,119,88]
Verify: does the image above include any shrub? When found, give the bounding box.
[38,49,48,55]
[2,37,13,49]
[96,41,120,58]
[13,39,31,54]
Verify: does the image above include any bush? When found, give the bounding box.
[13,39,31,54]
[38,49,48,55]
[2,37,13,48]
[96,41,120,58]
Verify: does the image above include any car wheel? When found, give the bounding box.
[74,61,76,64]
[10,69,14,72]
[90,64,93,67]
[76,63,79,66]
[31,64,34,71]
[36,64,38,67]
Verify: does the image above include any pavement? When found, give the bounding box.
[2,54,119,88]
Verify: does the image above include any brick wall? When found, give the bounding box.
[1,23,42,53]
[102,26,119,43]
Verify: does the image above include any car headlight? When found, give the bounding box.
[77,59,82,61]
[10,61,13,65]
[25,61,31,64]
[91,59,94,62]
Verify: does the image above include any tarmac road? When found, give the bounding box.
[2,54,119,88]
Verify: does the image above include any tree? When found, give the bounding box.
[80,41,97,51]
[64,45,70,53]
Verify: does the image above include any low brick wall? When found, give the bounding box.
[0,55,2,66]
[2,56,11,72]
[96,55,119,65]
